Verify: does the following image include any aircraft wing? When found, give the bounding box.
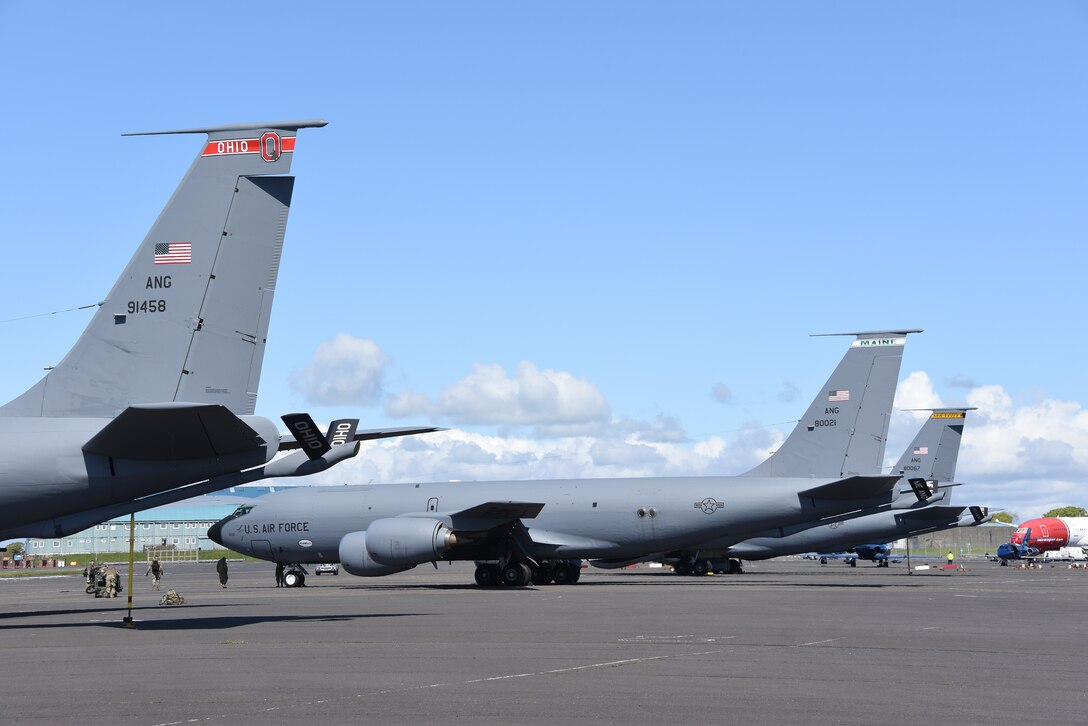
[443,501,546,531]
[799,475,901,501]
[82,403,269,460]
[278,425,445,451]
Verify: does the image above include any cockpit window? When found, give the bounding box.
[229,505,255,518]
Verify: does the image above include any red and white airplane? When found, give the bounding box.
[1011,517,1088,552]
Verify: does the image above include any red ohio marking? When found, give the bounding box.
[260,131,280,161]
[202,135,297,157]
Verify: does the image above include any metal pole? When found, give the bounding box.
[123,513,136,628]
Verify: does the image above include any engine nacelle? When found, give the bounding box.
[338,531,411,577]
[364,517,458,568]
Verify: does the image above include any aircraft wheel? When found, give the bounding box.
[674,563,692,576]
[819,557,828,565]
[531,565,554,586]
[474,564,501,587]
[728,559,743,574]
[502,562,532,587]
[284,571,303,587]
[1000,560,1008,566]
[849,559,857,568]
[693,560,710,576]
[552,564,575,585]
[571,566,581,583]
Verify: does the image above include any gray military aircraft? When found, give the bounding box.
[210,330,922,587]
[651,408,990,573]
[0,121,435,542]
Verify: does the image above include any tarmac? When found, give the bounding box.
[1,557,1084,725]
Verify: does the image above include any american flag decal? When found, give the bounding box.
[828,390,849,402]
[154,242,191,265]
[914,446,929,455]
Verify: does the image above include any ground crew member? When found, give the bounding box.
[947,551,955,565]
[146,558,163,591]
[275,562,285,588]
[85,559,96,586]
[104,567,120,598]
[216,557,229,588]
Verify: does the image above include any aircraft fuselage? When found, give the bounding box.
[211,475,899,567]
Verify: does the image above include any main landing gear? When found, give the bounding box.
[474,560,582,587]
[673,558,743,576]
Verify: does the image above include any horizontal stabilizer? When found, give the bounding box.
[896,505,968,523]
[82,403,267,461]
[278,425,445,450]
[799,475,901,501]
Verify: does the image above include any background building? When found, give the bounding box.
[24,485,291,558]
[898,522,1016,557]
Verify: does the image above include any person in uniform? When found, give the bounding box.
[146,558,163,591]
[275,562,285,588]
[104,567,120,598]
[216,557,229,588]
[85,559,96,586]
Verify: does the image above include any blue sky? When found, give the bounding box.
[1,3,1085,520]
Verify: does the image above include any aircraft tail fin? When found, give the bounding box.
[741,330,920,478]
[893,408,973,485]
[0,120,326,418]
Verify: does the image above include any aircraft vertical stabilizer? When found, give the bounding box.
[740,330,920,479]
[893,408,972,483]
[0,120,326,418]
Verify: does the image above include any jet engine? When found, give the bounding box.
[363,517,459,568]
[338,531,411,576]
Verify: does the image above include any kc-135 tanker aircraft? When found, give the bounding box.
[211,330,940,587]
[0,121,435,542]
[637,408,991,574]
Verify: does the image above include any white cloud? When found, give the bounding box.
[386,361,610,429]
[289,334,389,406]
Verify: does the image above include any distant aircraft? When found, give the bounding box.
[0,121,436,541]
[1010,517,1088,551]
[996,527,1039,564]
[622,408,987,574]
[210,330,919,588]
[812,545,901,567]
[996,517,1088,564]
